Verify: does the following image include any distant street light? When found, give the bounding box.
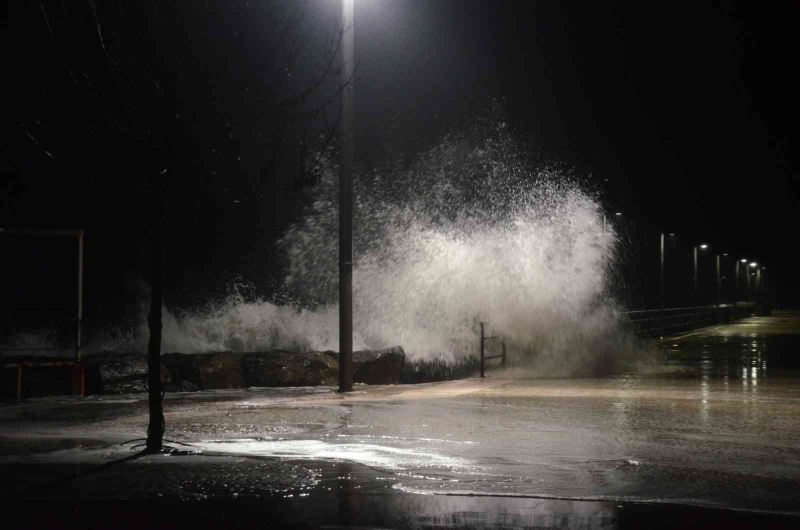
[601,211,621,232]
[693,243,710,298]
[339,0,355,393]
[745,261,759,301]
[601,211,621,233]
[735,258,748,300]
[659,232,676,309]
[659,233,665,309]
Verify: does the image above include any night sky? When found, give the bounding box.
[2,0,798,326]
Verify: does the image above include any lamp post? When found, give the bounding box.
[693,243,709,301]
[339,0,355,393]
[602,211,622,233]
[659,233,665,309]
[659,232,675,309]
[736,258,747,301]
[748,262,758,303]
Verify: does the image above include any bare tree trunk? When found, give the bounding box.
[146,172,165,453]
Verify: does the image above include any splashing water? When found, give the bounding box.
[99,112,625,373]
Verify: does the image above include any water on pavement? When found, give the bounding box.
[2,312,799,522]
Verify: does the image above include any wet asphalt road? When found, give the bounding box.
[1,311,799,528]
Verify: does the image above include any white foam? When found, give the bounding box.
[96,113,623,374]
[197,438,470,471]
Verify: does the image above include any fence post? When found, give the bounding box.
[480,322,485,378]
[16,365,23,401]
[501,339,507,368]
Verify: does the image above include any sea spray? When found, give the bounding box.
[96,111,627,374]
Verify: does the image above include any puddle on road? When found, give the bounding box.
[196,438,473,472]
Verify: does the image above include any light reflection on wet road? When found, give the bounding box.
[1,312,799,523]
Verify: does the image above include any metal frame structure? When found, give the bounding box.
[0,228,85,398]
[623,302,753,338]
[479,322,507,377]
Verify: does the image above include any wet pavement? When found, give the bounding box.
[1,311,799,528]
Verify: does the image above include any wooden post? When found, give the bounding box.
[501,339,507,368]
[480,322,485,378]
[659,233,665,309]
[16,365,23,401]
[76,230,83,362]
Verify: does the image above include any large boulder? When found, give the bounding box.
[51,345,410,395]
[83,352,171,394]
[353,346,405,384]
[162,352,244,390]
[241,350,338,387]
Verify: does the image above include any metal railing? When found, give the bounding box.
[622,302,754,337]
[3,360,85,400]
[0,228,84,361]
[0,228,86,400]
[477,302,755,376]
[479,322,506,377]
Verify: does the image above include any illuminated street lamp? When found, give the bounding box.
[743,261,760,301]
[735,258,747,299]
[693,243,710,299]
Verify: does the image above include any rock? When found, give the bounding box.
[353,346,405,385]
[162,352,245,390]
[242,351,338,387]
[83,352,172,394]
[197,352,245,389]
[401,355,479,383]
[161,353,201,389]
[164,379,200,393]
[30,345,411,396]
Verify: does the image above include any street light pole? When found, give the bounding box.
[715,254,721,303]
[748,262,758,304]
[659,232,665,309]
[733,259,739,296]
[736,259,746,301]
[693,243,708,303]
[338,0,355,393]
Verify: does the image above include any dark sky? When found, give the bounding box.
[2,0,798,315]
[352,0,798,302]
